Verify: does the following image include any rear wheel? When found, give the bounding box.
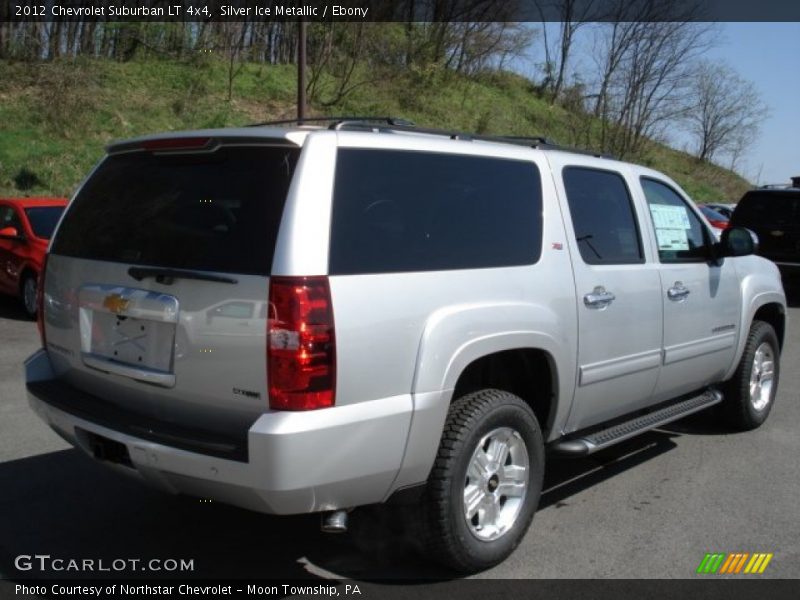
[721,320,780,430]
[420,389,544,572]
[21,273,38,319]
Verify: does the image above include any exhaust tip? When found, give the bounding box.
[321,510,348,534]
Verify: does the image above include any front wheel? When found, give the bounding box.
[721,320,780,430]
[420,389,544,572]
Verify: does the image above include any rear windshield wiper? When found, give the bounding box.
[128,267,238,285]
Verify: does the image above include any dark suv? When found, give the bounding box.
[731,185,800,288]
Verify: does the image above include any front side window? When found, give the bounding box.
[641,178,709,263]
[0,206,23,232]
[562,167,643,265]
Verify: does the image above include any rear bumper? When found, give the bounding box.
[25,349,422,515]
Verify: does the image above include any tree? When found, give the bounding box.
[685,60,768,162]
[583,0,719,157]
[534,0,600,103]
[605,19,715,157]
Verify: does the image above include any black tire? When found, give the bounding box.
[419,389,544,573]
[721,320,780,431]
[20,272,38,320]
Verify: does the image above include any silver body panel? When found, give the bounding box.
[27,127,786,515]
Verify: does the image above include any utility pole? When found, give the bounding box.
[297,20,307,121]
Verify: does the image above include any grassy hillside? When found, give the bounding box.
[0,57,751,201]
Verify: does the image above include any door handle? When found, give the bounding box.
[667,281,690,301]
[584,286,616,309]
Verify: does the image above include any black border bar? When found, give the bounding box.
[3,0,800,23]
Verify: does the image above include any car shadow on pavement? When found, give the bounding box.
[0,294,30,322]
[0,448,445,582]
[656,404,743,436]
[540,430,679,510]
[0,430,683,582]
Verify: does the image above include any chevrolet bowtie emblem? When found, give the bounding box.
[103,294,130,314]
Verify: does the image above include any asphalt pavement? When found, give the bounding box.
[0,293,797,581]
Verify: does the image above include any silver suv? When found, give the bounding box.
[26,119,786,572]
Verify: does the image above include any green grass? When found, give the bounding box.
[0,57,751,201]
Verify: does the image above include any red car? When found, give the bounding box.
[0,197,68,318]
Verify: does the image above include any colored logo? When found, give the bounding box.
[103,293,130,314]
[696,552,773,574]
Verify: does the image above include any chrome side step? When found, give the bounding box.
[551,389,723,457]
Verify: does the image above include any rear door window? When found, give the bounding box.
[329,149,543,274]
[562,167,643,265]
[51,146,299,275]
[25,206,65,239]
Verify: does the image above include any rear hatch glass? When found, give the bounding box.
[52,145,299,275]
[732,191,800,262]
[733,192,800,227]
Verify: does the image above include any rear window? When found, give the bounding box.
[25,206,65,239]
[733,192,800,227]
[329,149,542,275]
[51,146,299,275]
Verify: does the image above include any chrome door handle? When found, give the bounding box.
[584,286,616,309]
[667,282,690,301]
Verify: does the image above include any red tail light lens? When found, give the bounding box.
[141,137,212,151]
[267,276,335,410]
[36,254,47,347]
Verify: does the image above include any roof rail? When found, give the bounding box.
[334,120,612,158]
[501,135,559,146]
[249,115,611,158]
[246,116,414,128]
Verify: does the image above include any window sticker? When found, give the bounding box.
[650,204,691,250]
[655,227,689,251]
[650,203,691,230]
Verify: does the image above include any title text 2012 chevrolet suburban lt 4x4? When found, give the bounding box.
[26,119,786,572]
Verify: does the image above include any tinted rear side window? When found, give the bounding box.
[329,149,542,274]
[52,146,299,275]
[25,206,65,239]
[733,192,800,227]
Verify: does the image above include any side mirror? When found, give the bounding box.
[0,226,23,241]
[719,226,758,257]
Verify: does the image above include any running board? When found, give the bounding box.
[551,389,723,457]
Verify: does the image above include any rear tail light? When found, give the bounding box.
[267,276,336,410]
[141,137,212,152]
[36,254,47,347]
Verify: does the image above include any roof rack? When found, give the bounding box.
[246,116,414,128]
[248,115,611,158]
[333,119,611,158]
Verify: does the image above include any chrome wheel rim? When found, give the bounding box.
[463,426,529,542]
[23,277,37,316]
[749,342,775,411]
